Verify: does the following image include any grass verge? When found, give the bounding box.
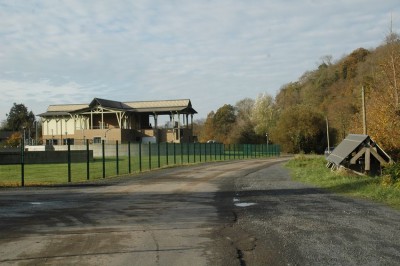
[285,155,400,209]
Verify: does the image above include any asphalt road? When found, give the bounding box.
[0,158,399,265]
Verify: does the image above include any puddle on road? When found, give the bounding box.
[235,202,257,207]
[233,198,257,207]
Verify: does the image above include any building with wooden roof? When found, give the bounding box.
[38,98,197,144]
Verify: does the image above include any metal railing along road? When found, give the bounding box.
[0,140,280,186]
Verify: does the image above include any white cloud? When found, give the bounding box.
[0,0,400,121]
[0,79,97,120]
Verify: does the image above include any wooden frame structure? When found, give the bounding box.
[326,134,392,175]
[38,98,197,144]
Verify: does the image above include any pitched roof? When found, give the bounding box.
[38,104,89,117]
[90,98,132,110]
[38,98,197,116]
[327,134,392,166]
[47,104,89,112]
[327,134,369,165]
[125,99,197,114]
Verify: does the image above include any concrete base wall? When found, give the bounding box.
[0,150,93,164]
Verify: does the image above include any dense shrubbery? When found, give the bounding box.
[382,162,400,187]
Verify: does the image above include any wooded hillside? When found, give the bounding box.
[196,31,400,159]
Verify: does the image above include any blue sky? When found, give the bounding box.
[0,0,399,123]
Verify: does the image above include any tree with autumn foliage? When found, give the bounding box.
[349,31,400,159]
[212,104,236,143]
[251,93,277,137]
[229,98,258,144]
[271,105,326,153]
[5,132,22,147]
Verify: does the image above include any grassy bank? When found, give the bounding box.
[286,155,400,209]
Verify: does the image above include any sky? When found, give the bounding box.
[0,0,399,124]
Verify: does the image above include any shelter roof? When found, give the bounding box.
[327,134,392,166]
[327,134,369,165]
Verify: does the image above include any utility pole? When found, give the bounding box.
[326,117,330,150]
[362,86,367,135]
[362,86,370,173]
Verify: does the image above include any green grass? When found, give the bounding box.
[0,152,266,186]
[0,147,279,187]
[286,155,400,209]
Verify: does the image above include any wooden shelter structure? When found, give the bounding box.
[326,134,392,175]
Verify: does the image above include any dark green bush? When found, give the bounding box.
[383,163,400,182]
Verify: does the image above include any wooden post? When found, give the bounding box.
[326,117,330,151]
[362,86,367,135]
[365,147,371,172]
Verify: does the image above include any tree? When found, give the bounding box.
[6,132,22,147]
[228,98,259,143]
[212,104,236,144]
[235,98,255,122]
[5,103,35,131]
[382,29,400,111]
[251,93,276,138]
[275,82,302,111]
[200,111,215,142]
[192,118,206,142]
[347,31,400,159]
[272,105,326,153]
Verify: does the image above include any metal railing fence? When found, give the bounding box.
[0,140,280,186]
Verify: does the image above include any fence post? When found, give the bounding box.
[173,142,176,165]
[20,138,24,187]
[158,142,161,168]
[149,142,152,170]
[180,143,183,164]
[223,144,226,160]
[102,140,105,178]
[128,142,131,174]
[116,140,119,175]
[86,139,90,180]
[204,143,207,162]
[194,143,196,163]
[199,143,202,162]
[67,139,71,182]
[166,143,169,166]
[139,142,142,172]
[186,142,190,164]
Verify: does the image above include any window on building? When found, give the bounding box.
[93,137,102,144]
[63,139,74,145]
